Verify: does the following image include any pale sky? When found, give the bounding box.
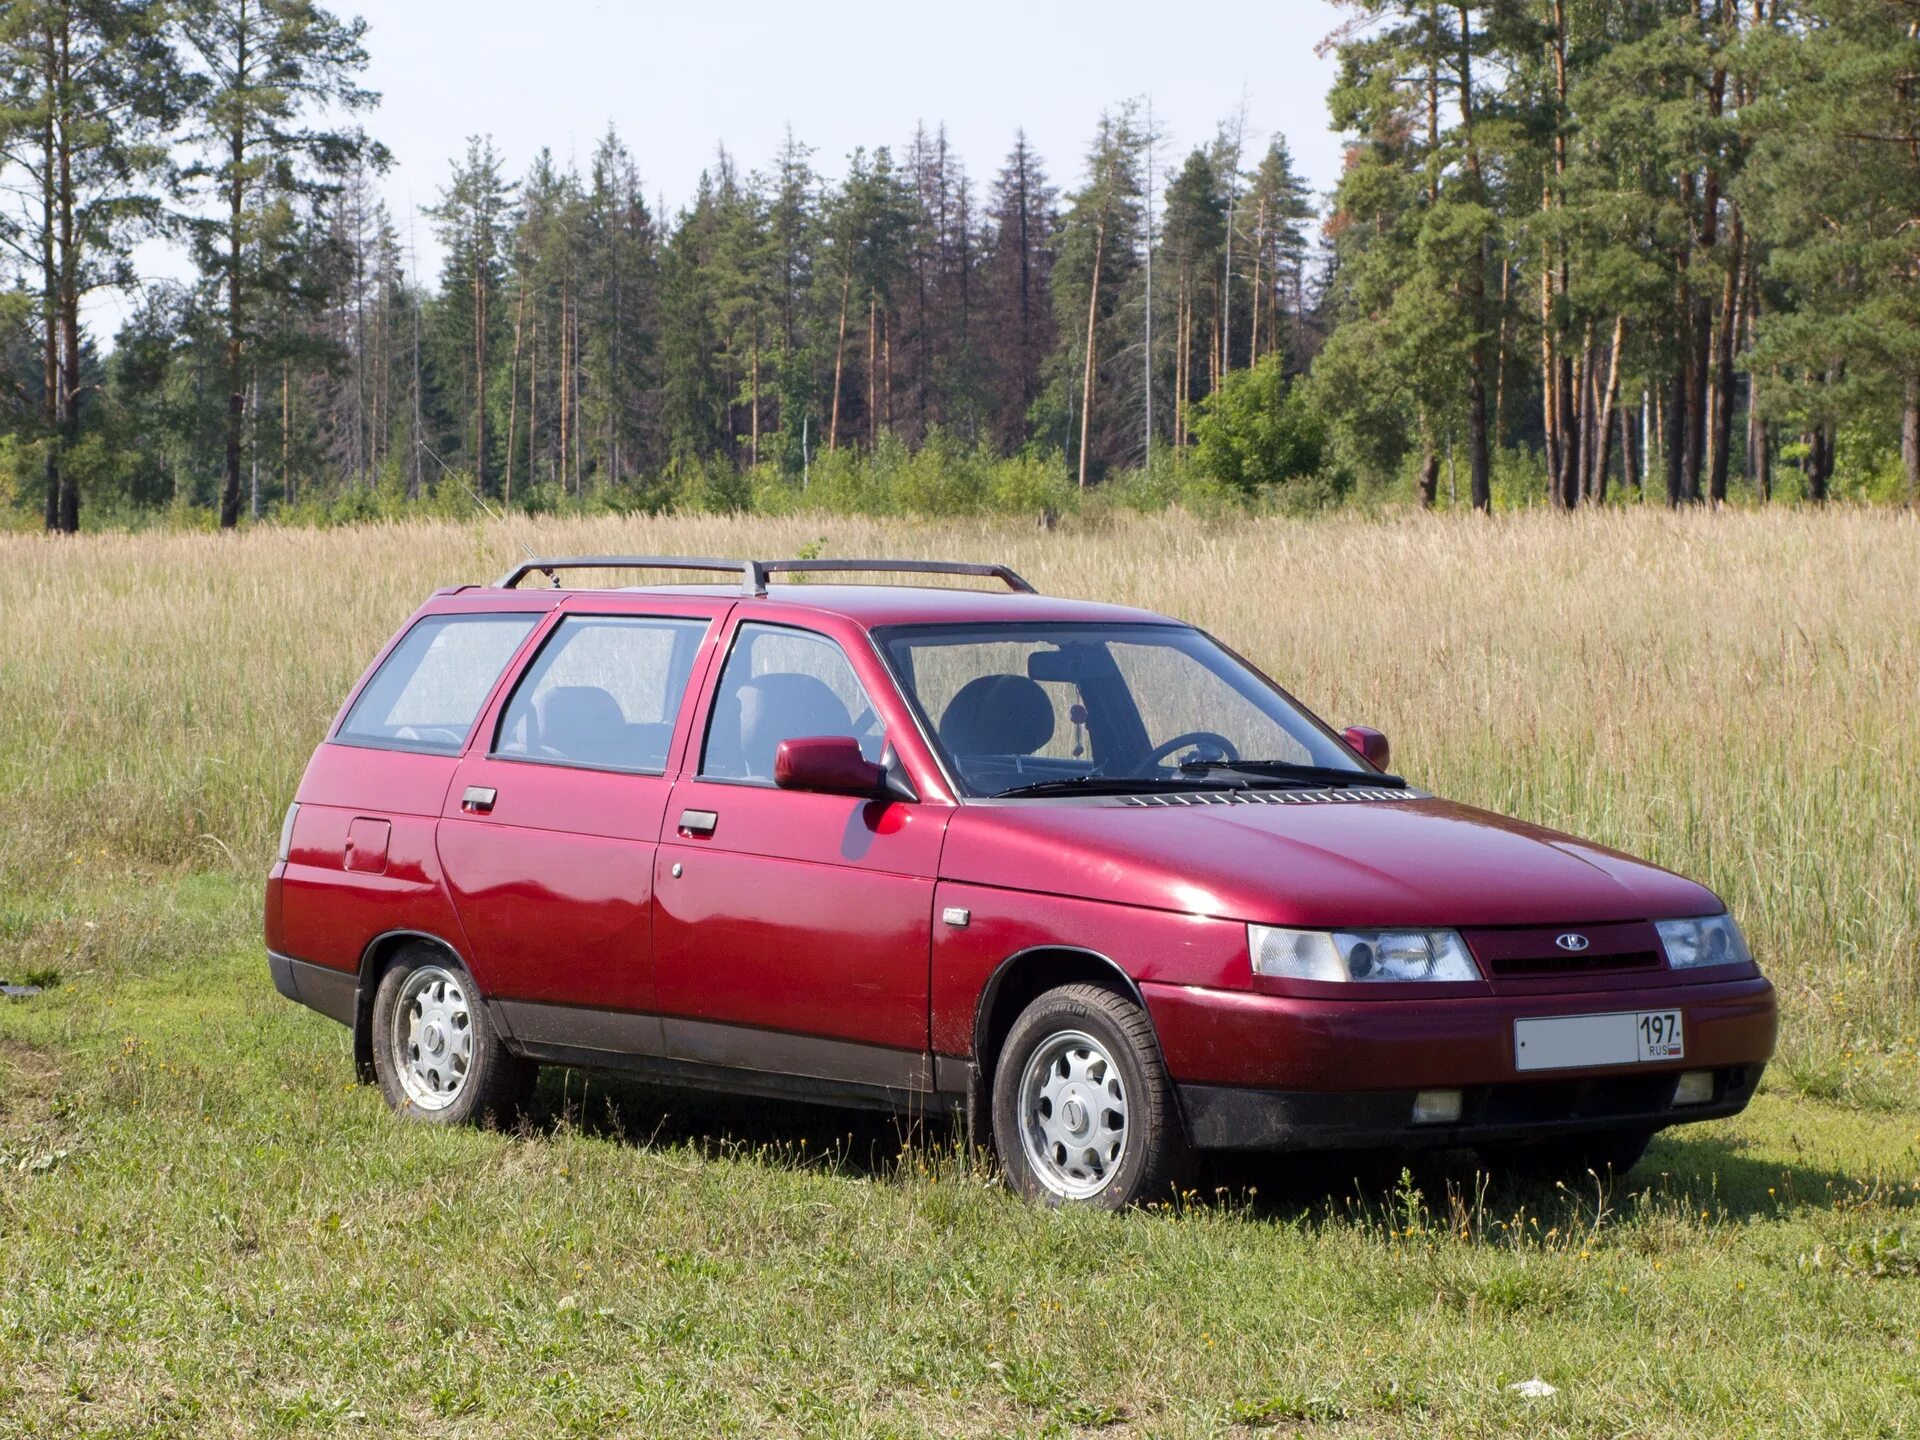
[113,0,1349,331]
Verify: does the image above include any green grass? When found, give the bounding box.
[4,872,1920,1437]
[2,509,1918,1434]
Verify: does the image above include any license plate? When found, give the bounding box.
[1513,1010,1684,1072]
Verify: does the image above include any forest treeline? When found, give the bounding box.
[4,0,1917,532]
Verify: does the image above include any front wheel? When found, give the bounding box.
[370,946,533,1127]
[991,983,1192,1210]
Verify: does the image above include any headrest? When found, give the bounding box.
[939,674,1054,757]
[737,672,854,777]
[535,685,628,763]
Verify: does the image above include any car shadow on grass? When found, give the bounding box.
[1206,1131,1911,1228]
[522,1066,950,1180]
[518,1068,1909,1224]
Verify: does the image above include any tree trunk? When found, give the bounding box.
[1591,315,1625,506]
[828,271,850,452]
[505,281,525,503]
[40,70,58,533]
[1467,355,1491,512]
[1664,364,1685,507]
[1077,216,1107,490]
[220,109,247,530]
[1707,216,1743,504]
[1903,374,1920,505]
[1416,419,1439,510]
[866,290,877,447]
[1541,266,1559,506]
[1621,396,1641,496]
[558,280,570,490]
[1805,423,1832,502]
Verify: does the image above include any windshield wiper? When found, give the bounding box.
[1178,758,1408,789]
[992,774,1247,799]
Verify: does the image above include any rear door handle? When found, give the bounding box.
[461,785,497,814]
[677,808,717,836]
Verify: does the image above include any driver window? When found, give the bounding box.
[701,624,884,782]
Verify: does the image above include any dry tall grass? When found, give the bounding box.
[3,508,1914,1064]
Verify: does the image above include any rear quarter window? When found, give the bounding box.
[335,613,539,755]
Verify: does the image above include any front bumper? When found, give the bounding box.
[1180,1062,1763,1150]
[1142,972,1778,1150]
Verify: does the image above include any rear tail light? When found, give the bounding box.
[277,802,301,864]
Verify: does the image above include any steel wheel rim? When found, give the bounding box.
[1017,1028,1128,1199]
[391,965,474,1111]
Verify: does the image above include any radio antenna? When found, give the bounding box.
[415,436,539,567]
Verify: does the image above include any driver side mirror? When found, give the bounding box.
[774,735,897,799]
[1341,725,1390,770]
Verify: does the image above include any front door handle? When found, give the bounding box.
[677,808,717,836]
[461,785,497,814]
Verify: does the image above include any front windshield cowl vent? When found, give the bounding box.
[1115,787,1425,808]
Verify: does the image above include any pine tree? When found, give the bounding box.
[1241,137,1315,368]
[1049,105,1146,487]
[0,0,184,531]
[1159,147,1226,448]
[579,126,659,485]
[426,136,512,494]
[980,131,1055,450]
[179,0,383,528]
[1743,0,1920,504]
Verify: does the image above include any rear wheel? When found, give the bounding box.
[370,946,532,1127]
[991,983,1191,1210]
[1478,1128,1654,1184]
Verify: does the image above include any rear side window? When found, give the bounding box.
[494,615,708,773]
[335,613,538,755]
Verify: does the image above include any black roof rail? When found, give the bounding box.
[493,556,756,591]
[492,555,1037,597]
[758,559,1036,594]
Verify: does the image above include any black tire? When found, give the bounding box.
[369,945,533,1128]
[991,983,1193,1211]
[1478,1127,1655,1185]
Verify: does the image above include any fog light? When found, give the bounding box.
[1673,1070,1715,1106]
[1412,1089,1463,1124]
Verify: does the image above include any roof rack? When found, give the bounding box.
[492,555,1038,597]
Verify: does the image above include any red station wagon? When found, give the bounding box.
[266,556,1778,1207]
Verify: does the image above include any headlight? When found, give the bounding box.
[1249,925,1479,983]
[277,802,301,863]
[1656,913,1752,969]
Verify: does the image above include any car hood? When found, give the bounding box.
[938,791,1723,928]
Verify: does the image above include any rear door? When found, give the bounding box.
[436,597,727,1029]
[652,615,951,1090]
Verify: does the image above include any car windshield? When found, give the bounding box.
[876,622,1370,798]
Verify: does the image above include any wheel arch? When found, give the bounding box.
[973,945,1158,1085]
[353,928,471,1083]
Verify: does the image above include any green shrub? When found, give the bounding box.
[1188,355,1334,501]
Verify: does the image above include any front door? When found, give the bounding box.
[437,604,722,1031]
[654,619,947,1092]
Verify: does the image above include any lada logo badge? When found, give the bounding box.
[1555,933,1591,952]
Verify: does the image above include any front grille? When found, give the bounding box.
[1116,786,1424,808]
[1488,949,1662,978]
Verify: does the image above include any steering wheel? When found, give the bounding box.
[1143,730,1241,769]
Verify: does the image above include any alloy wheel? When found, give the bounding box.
[1017,1028,1129,1199]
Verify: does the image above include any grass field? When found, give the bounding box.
[2,508,1918,1436]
